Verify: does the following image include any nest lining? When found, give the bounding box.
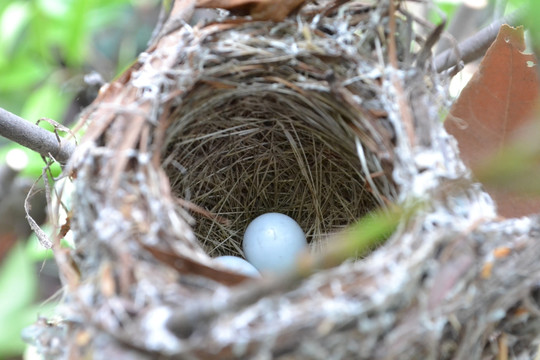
[162,79,393,257]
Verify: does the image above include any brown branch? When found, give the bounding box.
[0,107,75,163]
[435,7,526,73]
[388,0,416,146]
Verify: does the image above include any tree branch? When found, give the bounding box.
[435,7,526,73]
[0,107,75,163]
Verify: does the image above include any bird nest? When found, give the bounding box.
[25,1,540,359]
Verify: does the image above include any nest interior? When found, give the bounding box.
[161,19,397,258]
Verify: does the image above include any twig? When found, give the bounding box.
[434,7,526,73]
[388,0,416,146]
[0,107,75,163]
[435,3,485,55]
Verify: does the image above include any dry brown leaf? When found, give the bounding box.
[142,243,252,286]
[196,0,306,21]
[445,25,540,217]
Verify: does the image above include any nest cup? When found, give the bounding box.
[161,21,396,258]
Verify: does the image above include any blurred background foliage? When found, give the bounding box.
[0,0,159,124]
[0,0,535,359]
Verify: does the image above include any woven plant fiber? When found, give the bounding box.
[24,1,540,359]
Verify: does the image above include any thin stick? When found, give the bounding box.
[434,7,526,73]
[388,0,416,146]
[0,107,75,163]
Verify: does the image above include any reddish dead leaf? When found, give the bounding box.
[512,306,529,318]
[58,211,71,239]
[445,25,540,217]
[196,0,306,21]
[142,243,252,286]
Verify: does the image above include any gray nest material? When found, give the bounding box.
[25,1,540,359]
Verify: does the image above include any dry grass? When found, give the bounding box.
[162,85,389,257]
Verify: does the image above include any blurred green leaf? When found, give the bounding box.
[0,0,150,118]
[21,82,70,123]
[36,0,71,19]
[26,232,55,261]
[0,145,62,178]
[0,57,50,92]
[527,0,540,53]
[0,301,56,358]
[431,1,459,25]
[0,243,36,312]
[0,243,37,357]
[0,1,31,59]
[506,0,529,10]
[64,0,89,66]
[301,205,407,273]
[337,206,402,256]
[88,3,131,29]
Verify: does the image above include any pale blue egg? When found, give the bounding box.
[242,213,307,274]
[214,255,261,277]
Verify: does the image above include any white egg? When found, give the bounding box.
[214,255,261,277]
[242,212,307,274]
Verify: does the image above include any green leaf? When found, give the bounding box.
[64,0,90,66]
[20,83,70,123]
[0,142,64,180]
[335,207,402,258]
[0,243,37,323]
[0,244,57,358]
[0,302,57,358]
[0,57,49,92]
[35,0,71,19]
[431,1,459,25]
[26,232,55,261]
[300,205,408,274]
[506,0,529,10]
[0,308,28,357]
[0,1,31,58]
[528,0,540,53]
